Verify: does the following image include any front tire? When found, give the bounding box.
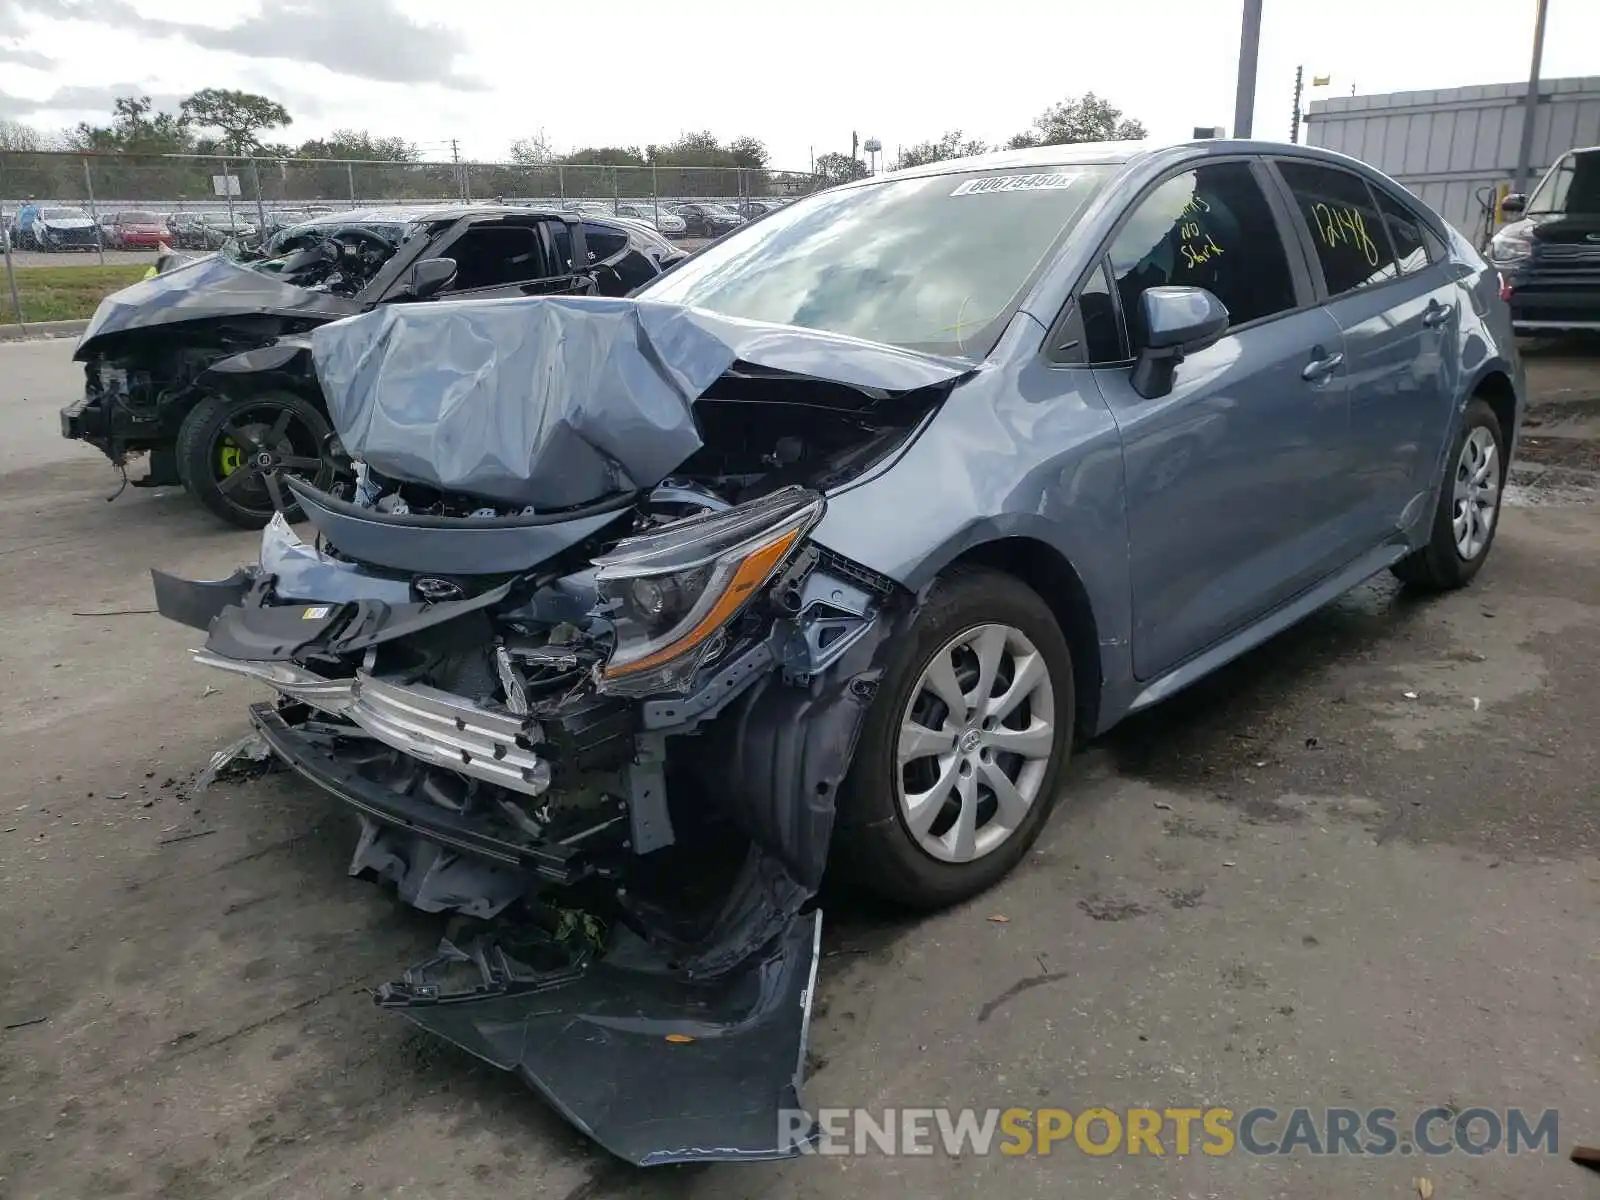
[1392,397,1506,590]
[833,568,1074,909]
[175,390,336,529]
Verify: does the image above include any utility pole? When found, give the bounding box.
[1514,0,1550,194]
[450,137,464,201]
[851,130,859,170]
[1232,0,1264,138]
[1290,65,1304,143]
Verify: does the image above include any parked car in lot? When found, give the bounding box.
[1491,144,1600,335]
[15,203,101,251]
[732,198,783,219]
[147,139,1521,1165]
[615,202,688,236]
[265,209,311,233]
[668,201,744,237]
[166,212,201,246]
[191,211,257,250]
[102,210,169,250]
[64,204,689,527]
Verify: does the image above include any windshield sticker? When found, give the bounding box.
[951,171,1084,196]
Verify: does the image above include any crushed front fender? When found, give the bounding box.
[376,913,823,1166]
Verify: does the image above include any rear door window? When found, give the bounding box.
[1105,161,1298,346]
[581,222,629,261]
[1373,191,1430,276]
[1276,161,1400,296]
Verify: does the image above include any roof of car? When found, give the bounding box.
[882,139,1152,182]
[860,136,1429,194]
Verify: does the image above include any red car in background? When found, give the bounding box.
[104,211,168,250]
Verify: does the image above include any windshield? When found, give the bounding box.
[637,164,1113,356]
[43,208,88,220]
[120,211,159,223]
[1527,150,1600,216]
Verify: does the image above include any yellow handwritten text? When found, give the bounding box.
[1311,203,1380,267]
[1180,233,1224,268]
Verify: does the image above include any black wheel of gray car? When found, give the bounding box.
[832,567,1075,909]
[1391,396,1506,591]
[175,390,336,529]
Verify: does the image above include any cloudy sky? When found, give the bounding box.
[0,0,1595,168]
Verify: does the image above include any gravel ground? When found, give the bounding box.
[0,341,1597,1199]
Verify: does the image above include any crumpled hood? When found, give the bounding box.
[311,295,976,511]
[74,254,357,359]
[39,216,95,230]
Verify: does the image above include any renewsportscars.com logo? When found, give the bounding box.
[778,1106,1562,1158]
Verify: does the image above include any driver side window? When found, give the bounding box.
[440,223,550,292]
[1106,162,1296,349]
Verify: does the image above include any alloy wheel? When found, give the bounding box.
[895,623,1056,863]
[212,400,328,508]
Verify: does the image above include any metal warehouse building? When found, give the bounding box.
[1305,75,1600,243]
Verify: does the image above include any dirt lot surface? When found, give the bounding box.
[1,339,1598,1199]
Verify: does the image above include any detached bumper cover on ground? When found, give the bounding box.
[152,295,964,1163]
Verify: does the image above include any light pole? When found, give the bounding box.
[1514,0,1550,194]
[1233,0,1264,138]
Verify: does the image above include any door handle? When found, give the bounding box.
[1301,350,1344,381]
[1422,300,1454,328]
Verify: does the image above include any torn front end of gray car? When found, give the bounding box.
[150,296,971,1165]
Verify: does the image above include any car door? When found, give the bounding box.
[1271,159,1462,542]
[1072,159,1354,680]
[422,216,595,301]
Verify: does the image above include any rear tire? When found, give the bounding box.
[833,568,1074,909]
[1392,397,1506,590]
[176,390,336,529]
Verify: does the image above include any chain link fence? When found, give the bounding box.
[1,149,823,229]
[0,150,825,325]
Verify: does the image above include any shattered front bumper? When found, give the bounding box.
[148,552,901,1165]
[242,701,825,1164]
[379,915,822,1165]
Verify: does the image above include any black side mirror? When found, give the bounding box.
[408,256,457,299]
[1500,192,1526,217]
[1131,286,1230,400]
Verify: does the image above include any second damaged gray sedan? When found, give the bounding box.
[152,139,1521,1164]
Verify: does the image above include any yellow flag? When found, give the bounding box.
[1312,75,1332,86]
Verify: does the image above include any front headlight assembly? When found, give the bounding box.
[1488,227,1532,265]
[592,485,824,697]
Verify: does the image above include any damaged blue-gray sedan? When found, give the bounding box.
[151,139,1522,1165]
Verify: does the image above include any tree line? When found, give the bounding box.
[0,91,787,203]
[0,88,1147,205]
